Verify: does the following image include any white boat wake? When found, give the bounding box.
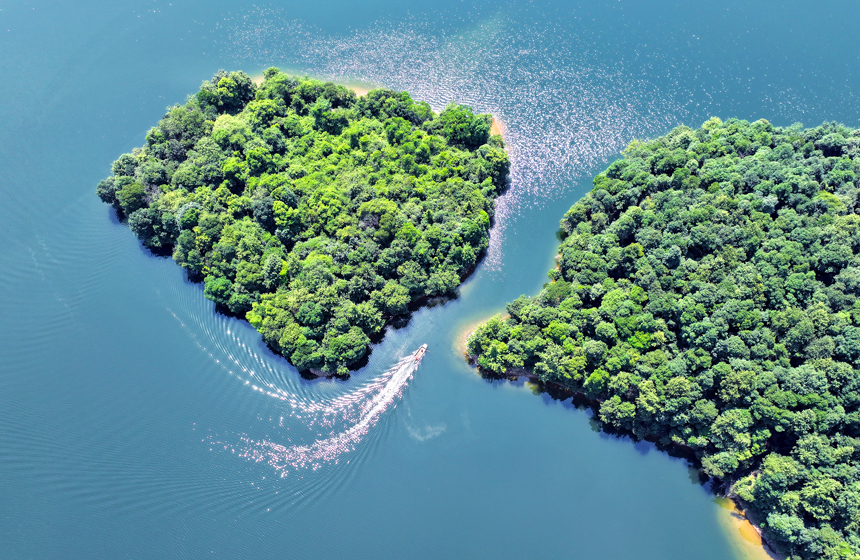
[232,346,425,474]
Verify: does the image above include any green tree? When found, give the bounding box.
[97,69,508,377]
[116,180,145,215]
[466,118,860,559]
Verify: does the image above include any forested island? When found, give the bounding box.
[467,118,860,559]
[98,69,509,375]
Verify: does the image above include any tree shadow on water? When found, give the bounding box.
[472,366,712,486]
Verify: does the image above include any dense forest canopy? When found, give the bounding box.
[467,118,860,559]
[98,68,509,375]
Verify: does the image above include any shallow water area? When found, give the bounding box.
[715,498,784,560]
[2,0,860,558]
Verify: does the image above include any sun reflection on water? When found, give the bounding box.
[216,7,688,272]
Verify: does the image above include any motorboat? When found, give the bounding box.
[414,344,428,363]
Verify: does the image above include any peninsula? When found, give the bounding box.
[98,68,509,375]
[468,118,860,560]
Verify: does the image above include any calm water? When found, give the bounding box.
[2,1,860,558]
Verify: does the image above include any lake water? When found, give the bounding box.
[2,1,860,558]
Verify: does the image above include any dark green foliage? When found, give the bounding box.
[467,117,860,560]
[99,69,508,375]
[427,103,492,149]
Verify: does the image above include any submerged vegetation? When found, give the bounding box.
[468,118,860,559]
[98,68,508,375]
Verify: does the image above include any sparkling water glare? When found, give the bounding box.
[4,1,860,557]
[217,6,688,269]
[217,3,860,271]
[201,0,860,490]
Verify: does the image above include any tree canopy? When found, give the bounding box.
[467,117,860,560]
[98,69,508,375]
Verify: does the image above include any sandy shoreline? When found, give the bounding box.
[490,116,505,138]
[454,314,508,360]
[714,498,783,560]
[249,72,506,140]
[250,72,373,97]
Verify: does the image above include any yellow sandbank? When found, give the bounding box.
[714,498,783,560]
[455,313,509,360]
[348,85,371,97]
[250,72,506,140]
[490,116,505,138]
[250,72,373,96]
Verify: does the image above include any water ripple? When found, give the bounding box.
[233,350,420,474]
[216,7,687,271]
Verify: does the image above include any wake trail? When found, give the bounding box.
[167,299,411,427]
[234,349,423,474]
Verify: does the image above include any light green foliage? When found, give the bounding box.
[466,118,860,559]
[98,69,508,374]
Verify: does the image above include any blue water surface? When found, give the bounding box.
[2,1,859,558]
